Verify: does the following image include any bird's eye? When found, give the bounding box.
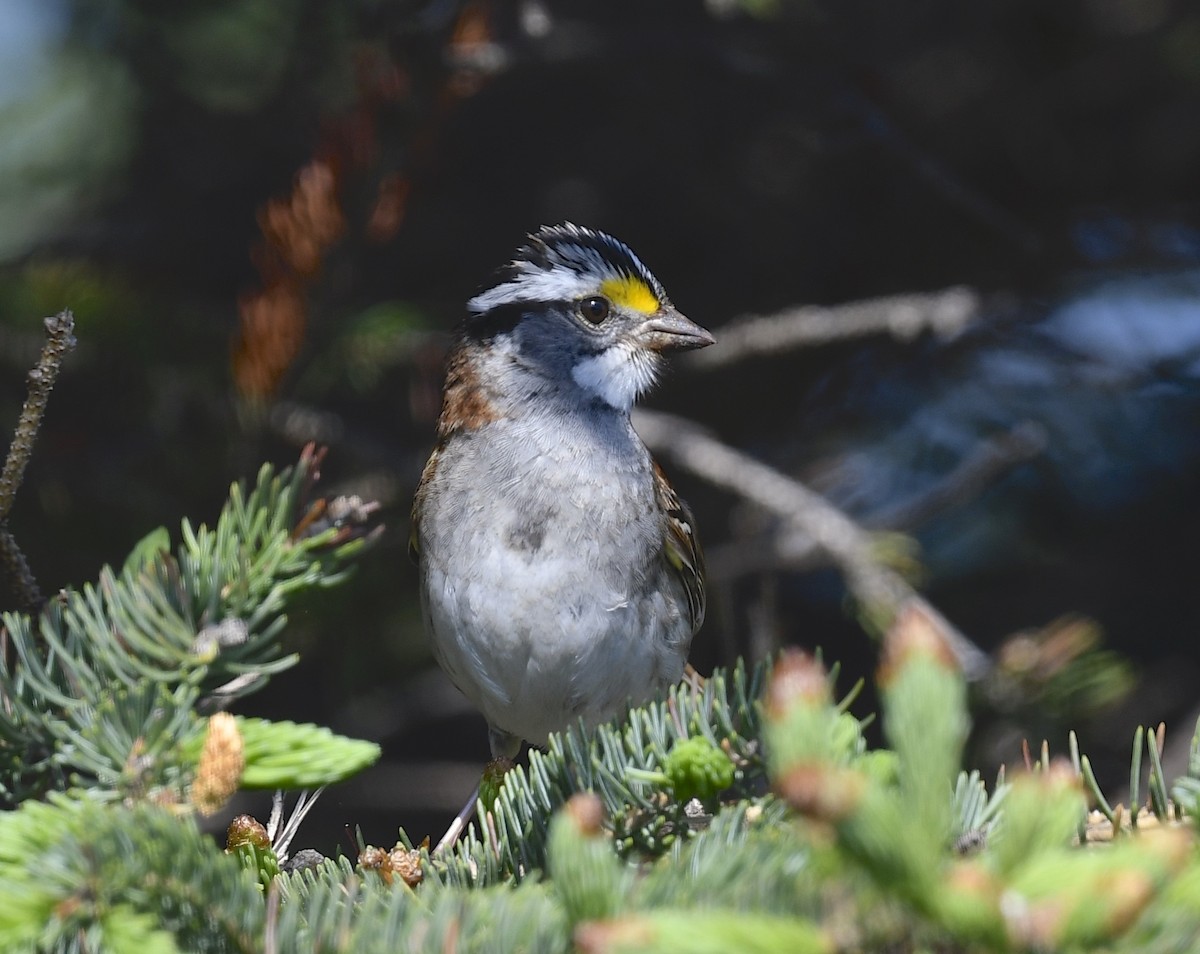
[578,296,611,325]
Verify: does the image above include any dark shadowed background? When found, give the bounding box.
[3,0,1200,849]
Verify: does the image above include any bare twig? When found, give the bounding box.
[686,287,979,369]
[635,408,990,679]
[0,311,76,520]
[0,310,76,612]
[704,421,1045,583]
[266,787,327,864]
[710,417,1041,573]
[434,780,481,857]
[867,421,1047,530]
[0,528,43,611]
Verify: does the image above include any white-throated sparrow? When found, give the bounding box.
[411,224,714,758]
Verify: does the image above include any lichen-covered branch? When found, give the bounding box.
[0,311,76,521]
[0,310,76,611]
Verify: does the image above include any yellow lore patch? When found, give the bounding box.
[599,276,660,315]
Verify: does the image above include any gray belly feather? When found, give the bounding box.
[419,414,692,745]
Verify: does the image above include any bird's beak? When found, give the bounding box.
[638,307,716,353]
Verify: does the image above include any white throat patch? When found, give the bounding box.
[572,345,659,411]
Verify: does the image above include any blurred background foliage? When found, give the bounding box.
[3,0,1200,845]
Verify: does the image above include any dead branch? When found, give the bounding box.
[0,310,77,611]
[686,286,979,369]
[868,421,1046,530]
[635,408,990,679]
[703,422,1046,586]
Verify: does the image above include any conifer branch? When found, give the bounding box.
[0,427,1194,950]
[0,448,380,805]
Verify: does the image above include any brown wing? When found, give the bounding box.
[412,340,504,565]
[652,459,706,633]
[409,444,442,566]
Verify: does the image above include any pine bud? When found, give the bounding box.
[191,712,245,816]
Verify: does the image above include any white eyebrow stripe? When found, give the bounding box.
[468,268,598,313]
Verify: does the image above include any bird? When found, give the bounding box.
[411,223,714,764]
